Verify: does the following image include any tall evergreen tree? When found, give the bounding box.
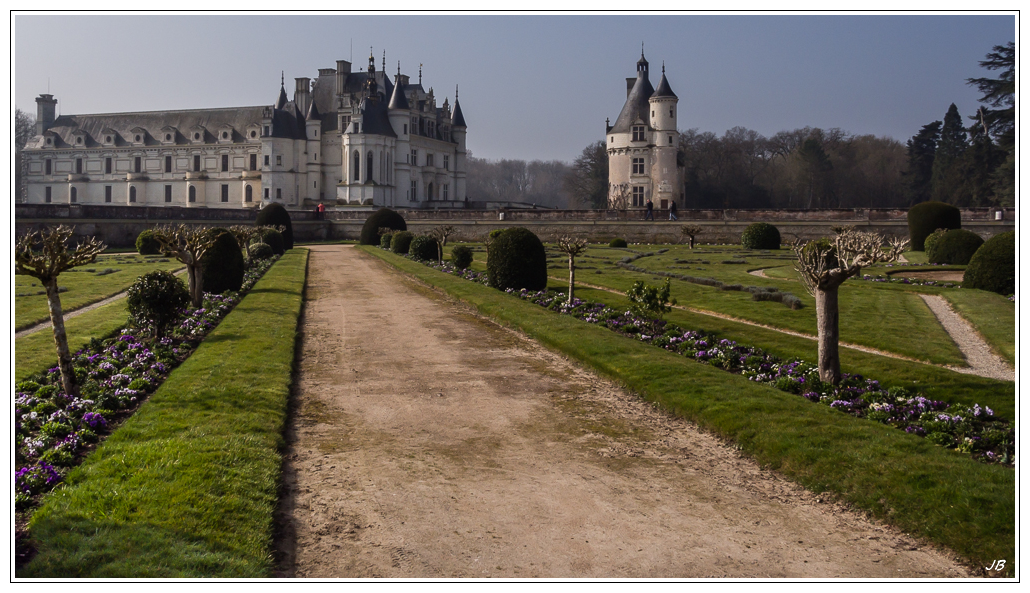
[796,138,834,208]
[967,41,1015,206]
[904,120,941,205]
[930,104,968,204]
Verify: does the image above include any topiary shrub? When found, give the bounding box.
[136,229,161,255]
[487,227,547,291]
[380,233,394,249]
[740,223,780,249]
[258,228,285,255]
[609,238,628,248]
[409,235,439,261]
[927,229,984,265]
[923,228,948,256]
[255,203,294,249]
[361,208,407,245]
[391,231,415,255]
[200,228,245,294]
[248,242,274,261]
[907,201,961,251]
[451,245,473,269]
[127,270,189,337]
[962,231,1014,295]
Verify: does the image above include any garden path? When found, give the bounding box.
[275,244,968,578]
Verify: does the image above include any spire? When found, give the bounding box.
[451,84,466,128]
[388,64,410,110]
[419,63,422,85]
[382,50,386,73]
[306,96,321,120]
[651,64,677,99]
[275,72,288,109]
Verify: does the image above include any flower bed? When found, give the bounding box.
[14,256,280,510]
[856,273,960,288]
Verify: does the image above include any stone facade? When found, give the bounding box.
[21,51,468,211]
[606,51,685,211]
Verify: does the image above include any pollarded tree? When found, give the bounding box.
[15,226,106,397]
[152,224,218,308]
[680,225,703,249]
[556,235,588,304]
[227,225,263,268]
[792,230,908,384]
[429,225,456,262]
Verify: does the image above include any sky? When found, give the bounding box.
[13,12,1016,163]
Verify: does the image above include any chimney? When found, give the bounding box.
[336,60,351,96]
[36,93,57,135]
[295,77,311,115]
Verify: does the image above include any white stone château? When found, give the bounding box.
[22,50,468,209]
[606,50,684,210]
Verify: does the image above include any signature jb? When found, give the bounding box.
[986,560,1006,572]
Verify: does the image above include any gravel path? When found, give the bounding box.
[918,294,1014,382]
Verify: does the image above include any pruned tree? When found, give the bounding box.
[556,235,588,304]
[680,225,703,249]
[15,226,106,397]
[429,225,456,262]
[792,230,908,384]
[227,225,264,268]
[152,224,218,308]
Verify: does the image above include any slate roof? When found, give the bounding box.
[451,99,467,128]
[388,76,410,110]
[610,69,654,134]
[651,70,677,99]
[358,98,397,138]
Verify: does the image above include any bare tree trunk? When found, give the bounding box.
[689,236,695,249]
[45,278,79,397]
[187,263,204,308]
[815,286,842,384]
[567,256,576,304]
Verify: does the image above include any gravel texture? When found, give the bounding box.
[918,294,1014,382]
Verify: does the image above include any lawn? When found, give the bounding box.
[20,250,309,577]
[15,301,133,383]
[15,253,183,331]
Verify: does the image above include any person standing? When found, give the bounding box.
[669,200,678,221]
[317,202,325,220]
[645,198,654,221]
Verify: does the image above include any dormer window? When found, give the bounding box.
[221,132,228,139]
[217,126,235,143]
[632,126,645,142]
[106,136,112,143]
[165,134,171,141]
[46,137,52,145]
[194,132,201,140]
[135,135,142,142]
[76,136,84,145]
[250,130,257,138]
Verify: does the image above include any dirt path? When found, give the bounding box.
[275,245,969,578]
[919,294,1014,381]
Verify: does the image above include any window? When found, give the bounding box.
[221,184,229,202]
[129,186,137,202]
[428,182,434,200]
[246,185,253,202]
[165,134,171,141]
[70,187,77,202]
[632,186,644,207]
[135,135,141,142]
[668,135,673,144]
[105,158,112,174]
[45,186,52,203]
[222,155,229,172]
[264,188,269,200]
[632,157,644,175]
[165,156,172,173]
[313,181,317,188]
[443,155,450,171]
[105,186,112,202]
[263,126,269,136]
[134,157,141,173]
[165,185,172,202]
[221,131,228,140]
[410,180,417,201]
[669,108,674,118]
[75,158,82,174]
[314,129,318,137]
[366,151,373,181]
[632,126,645,142]
[403,124,408,135]
[314,153,317,161]
[353,151,360,181]
[264,155,270,167]
[250,154,257,170]
[106,136,112,143]
[411,149,417,165]
[194,132,201,141]
[276,155,282,166]
[651,110,655,118]
[276,188,282,200]
[45,159,51,175]
[189,186,196,202]
[443,184,449,200]
[194,155,201,172]
[379,151,384,182]
[427,154,434,167]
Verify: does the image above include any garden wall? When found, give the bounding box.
[15,204,1015,247]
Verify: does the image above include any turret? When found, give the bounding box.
[275,72,288,110]
[450,85,468,200]
[649,62,678,137]
[35,93,57,135]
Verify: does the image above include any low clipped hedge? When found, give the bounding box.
[907,201,961,251]
[409,235,439,261]
[258,228,285,256]
[451,245,473,270]
[609,238,628,248]
[200,228,245,294]
[361,208,406,245]
[255,203,293,249]
[390,231,414,255]
[963,231,1015,295]
[741,222,780,250]
[487,227,547,291]
[248,243,274,261]
[927,229,984,265]
[135,230,161,255]
[380,233,394,249]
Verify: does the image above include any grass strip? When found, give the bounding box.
[15,301,131,383]
[20,249,309,578]
[941,289,1016,366]
[364,246,1014,575]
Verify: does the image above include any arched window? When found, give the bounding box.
[428,182,434,201]
[353,151,360,181]
[387,154,392,183]
[70,187,77,202]
[245,185,253,202]
[367,151,374,182]
[129,186,137,203]
[189,185,196,202]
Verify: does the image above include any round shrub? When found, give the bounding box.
[487,227,547,291]
[922,228,947,256]
[609,238,628,248]
[963,231,1014,295]
[740,223,780,250]
[907,201,961,251]
[255,203,294,249]
[451,245,473,269]
[409,235,439,261]
[136,229,161,255]
[127,270,189,337]
[200,228,245,294]
[380,233,394,249]
[361,207,407,245]
[390,231,415,255]
[248,242,274,260]
[927,229,984,265]
[258,227,285,255]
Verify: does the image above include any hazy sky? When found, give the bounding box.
[13,13,1015,162]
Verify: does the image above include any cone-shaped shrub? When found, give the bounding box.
[907,201,960,251]
[259,228,285,255]
[200,228,245,294]
[487,227,547,291]
[391,231,414,255]
[963,231,1015,295]
[741,222,780,249]
[409,235,439,261]
[255,203,294,249]
[451,245,473,269]
[361,208,407,245]
[927,229,984,265]
[135,229,161,255]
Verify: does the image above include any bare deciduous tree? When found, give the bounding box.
[15,226,106,397]
[556,235,589,304]
[680,225,703,249]
[608,183,630,210]
[792,230,908,384]
[429,225,456,261]
[152,224,218,308]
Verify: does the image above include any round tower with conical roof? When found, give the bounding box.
[649,62,680,208]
